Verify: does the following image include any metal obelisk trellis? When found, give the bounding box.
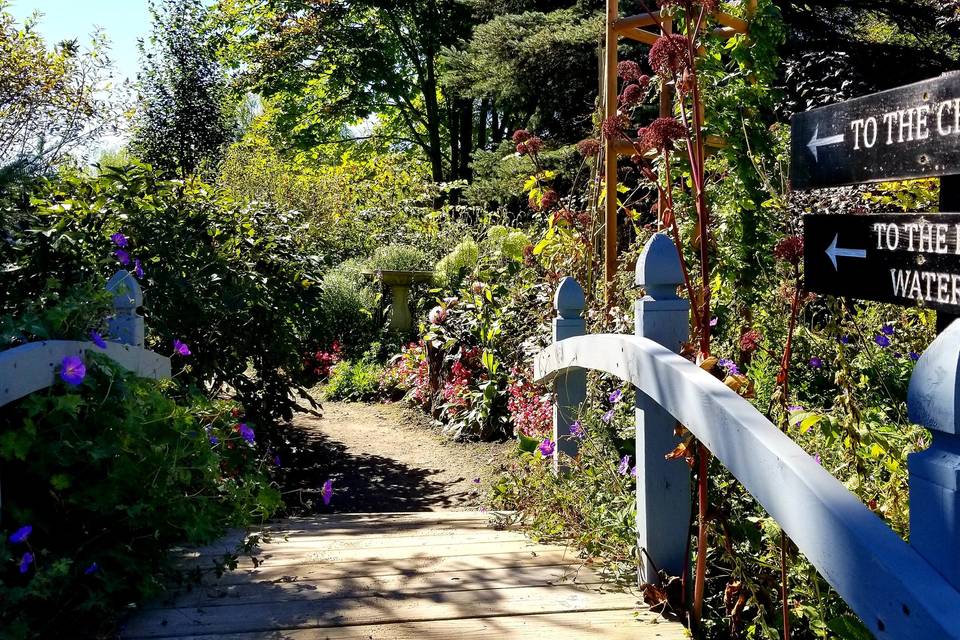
[601,0,754,302]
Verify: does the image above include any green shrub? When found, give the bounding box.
[485,225,530,262]
[324,359,384,401]
[317,259,379,357]
[367,244,429,272]
[0,163,323,430]
[0,353,280,638]
[434,238,479,287]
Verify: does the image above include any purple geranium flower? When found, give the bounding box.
[110,232,128,248]
[115,249,130,265]
[209,435,219,445]
[608,389,624,404]
[838,335,851,345]
[237,423,255,443]
[539,438,556,457]
[910,351,921,361]
[601,409,615,424]
[133,258,144,279]
[809,357,823,370]
[570,420,584,439]
[274,455,282,467]
[322,479,334,506]
[631,466,637,477]
[173,340,191,356]
[60,355,86,385]
[19,552,34,574]
[718,358,740,375]
[875,335,891,348]
[90,330,107,349]
[813,453,822,465]
[709,317,718,327]
[882,323,895,336]
[8,525,31,544]
[617,455,631,475]
[84,562,99,575]
[787,405,804,412]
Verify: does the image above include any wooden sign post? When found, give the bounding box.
[795,72,960,325]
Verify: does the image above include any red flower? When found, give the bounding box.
[576,138,600,158]
[739,329,762,353]
[774,235,804,266]
[512,129,532,144]
[540,189,559,211]
[639,117,687,152]
[617,60,643,82]
[620,83,645,106]
[602,115,629,140]
[649,33,690,77]
[525,136,544,154]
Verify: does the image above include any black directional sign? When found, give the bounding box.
[804,213,960,314]
[792,73,960,190]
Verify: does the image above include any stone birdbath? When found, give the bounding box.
[364,270,435,332]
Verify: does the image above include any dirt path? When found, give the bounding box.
[277,402,514,515]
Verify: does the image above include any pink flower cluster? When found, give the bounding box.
[382,341,431,404]
[507,373,553,438]
[304,341,342,379]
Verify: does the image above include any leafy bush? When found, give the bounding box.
[0,353,280,638]
[434,238,479,287]
[324,359,384,401]
[315,259,378,358]
[367,244,429,272]
[0,163,322,430]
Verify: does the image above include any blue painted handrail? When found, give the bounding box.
[532,234,960,640]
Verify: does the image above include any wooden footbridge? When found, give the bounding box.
[120,511,684,639]
[8,232,960,639]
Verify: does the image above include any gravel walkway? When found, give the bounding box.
[277,402,513,514]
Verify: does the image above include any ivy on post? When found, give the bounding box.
[106,270,144,347]
[552,277,586,474]
[634,233,691,584]
[907,319,960,590]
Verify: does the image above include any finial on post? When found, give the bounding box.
[106,270,144,347]
[636,233,684,300]
[554,277,586,320]
[907,318,960,590]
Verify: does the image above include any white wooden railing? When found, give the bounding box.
[533,234,960,639]
[0,271,171,515]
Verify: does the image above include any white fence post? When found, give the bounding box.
[552,277,587,473]
[634,233,691,584]
[908,319,960,590]
[106,270,144,347]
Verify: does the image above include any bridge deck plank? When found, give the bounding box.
[123,512,686,639]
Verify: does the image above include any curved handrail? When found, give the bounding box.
[0,340,171,409]
[534,333,960,640]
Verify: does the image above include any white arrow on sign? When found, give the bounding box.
[825,234,867,271]
[807,125,845,162]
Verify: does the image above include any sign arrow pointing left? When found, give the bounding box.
[825,234,867,271]
[807,125,846,162]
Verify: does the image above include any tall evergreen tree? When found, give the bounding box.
[131,0,236,177]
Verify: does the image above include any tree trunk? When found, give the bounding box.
[477,98,490,152]
[491,107,502,144]
[448,103,460,181]
[423,53,445,183]
[458,99,474,182]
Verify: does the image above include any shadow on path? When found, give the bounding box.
[274,414,474,515]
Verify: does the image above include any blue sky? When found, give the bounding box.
[7,1,152,84]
